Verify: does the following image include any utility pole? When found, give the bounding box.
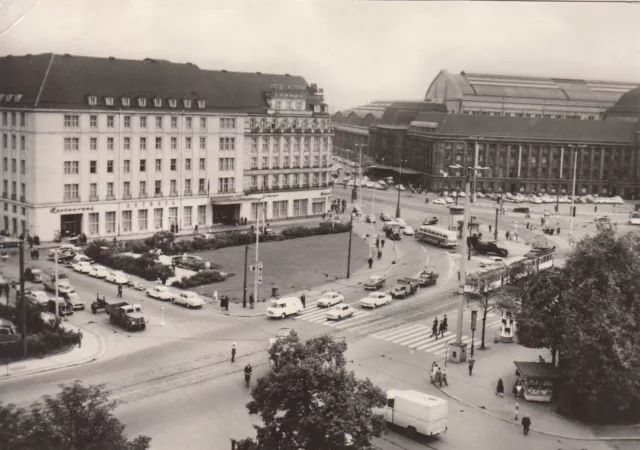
[242,245,248,306]
[18,239,26,357]
[494,207,499,241]
[346,214,354,279]
[395,159,403,218]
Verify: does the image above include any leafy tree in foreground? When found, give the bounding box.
[240,333,387,449]
[0,381,151,450]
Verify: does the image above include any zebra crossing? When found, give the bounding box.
[370,314,504,356]
[294,299,372,329]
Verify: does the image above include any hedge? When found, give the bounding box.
[170,270,233,289]
[84,241,174,282]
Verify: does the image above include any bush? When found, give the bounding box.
[84,241,174,282]
[281,222,351,238]
[170,270,233,289]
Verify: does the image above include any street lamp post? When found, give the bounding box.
[448,163,488,364]
[555,147,565,213]
[396,159,407,218]
[568,144,586,236]
[352,143,366,207]
[253,191,277,302]
[470,136,483,203]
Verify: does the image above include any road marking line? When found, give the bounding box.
[371,323,424,339]
[348,317,400,334]
[393,329,435,346]
[413,333,456,351]
[419,334,468,352]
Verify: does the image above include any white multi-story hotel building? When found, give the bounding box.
[0,54,333,241]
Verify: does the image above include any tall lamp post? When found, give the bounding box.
[555,147,565,213]
[352,143,367,206]
[568,144,586,236]
[448,163,489,364]
[253,191,277,302]
[470,136,483,203]
[395,158,407,218]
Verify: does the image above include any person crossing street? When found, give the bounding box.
[521,415,531,435]
[117,284,123,298]
[431,317,439,339]
[231,342,237,363]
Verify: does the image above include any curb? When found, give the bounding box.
[438,387,640,441]
[0,321,107,381]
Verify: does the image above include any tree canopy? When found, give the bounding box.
[239,332,387,449]
[0,381,151,450]
[513,227,640,423]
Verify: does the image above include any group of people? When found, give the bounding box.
[330,199,347,215]
[220,295,231,310]
[430,362,448,387]
[29,248,40,260]
[431,315,448,339]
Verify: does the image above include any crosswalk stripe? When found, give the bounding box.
[332,314,373,330]
[431,337,471,355]
[348,317,400,335]
[373,324,426,340]
[393,329,435,346]
[325,312,368,327]
[384,327,431,343]
[415,333,457,351]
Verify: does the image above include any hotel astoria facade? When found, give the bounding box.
[0,54,333,241]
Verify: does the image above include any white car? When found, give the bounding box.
[403,226,415,236]
[326,304,356,321]
[359,292,392,309]
[105,271,129,285]
[173,291,205,308]
[71,253,92,264]
[316,292,344,308]
[395,184,406,191]
[444,197,455,204]
[267,297,303,319]
[432,198,446,205]
[395,218,407,228]
[146,285,174,301]
[73,261,92,274]
[62,291,85,310]
[27,290,49,306]
[89,266,110,279]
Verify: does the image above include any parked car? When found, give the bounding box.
[173,291,205,308]
[61,291,85,310]
[395,218,407,228]
[513,207,530,214]
[146,285,175,301]
[0,319,20,344]
[403,226,415,236]
[391,284,411,299]
[365,214,376,224]
[326,304,355,320]
[380,212,392,221]
[316,292,344,308]
[89,266,110,279]
[359,292,392,309]
[432,198,446,205]
[73,261,93,274]
[71,253,93,264]
[267,297,303,319]
[395,184,406,191]
[364,275,385,290]
[27,290,49,306]
[24,267,43,283]
[105,271,129,285]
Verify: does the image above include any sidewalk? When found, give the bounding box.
[1,318,106,380]
[215,216,401,318]
[439,343,640,441]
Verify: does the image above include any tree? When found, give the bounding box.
[471,282,517,350]
[241,333,387,449]
[0,381,151,450]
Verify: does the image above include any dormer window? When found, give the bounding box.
[5,94,13,102]
[197,100,205,109]
[169,99,177,108]
[0,94,4,102]
[183,99,192,108]
[105,97,114,106]
[13,94,22,103]
[122,97,130,107]
[137,97,147,107]
[153,98,162,107]
[88,96,98,106]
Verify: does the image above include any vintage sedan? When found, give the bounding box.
[173,291,205,308]
[105,271,130,285]
[364,275,385,290]
[316,292,344,308]
[403,226,415,236]
[73,261,93,274]
[359,292,392,309]
[146,286,175,301]
[326,304,356,321]
[88,266,110,279]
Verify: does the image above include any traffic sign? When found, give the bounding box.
[249,265,255,271]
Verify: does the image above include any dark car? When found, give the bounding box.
[513,207,530,214]
[24,267,43,283]
[423,217,439,226]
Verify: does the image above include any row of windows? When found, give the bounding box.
[250,136,330,152]
[86,96,206,110]
[63,157,220,174]
[2,134,26,151]
[249,198,326,220]
[462,110,596,120]
[249,172,331,189]
[2,180,25,197]
[63,178,225,200]
[86,205,208,234]
[65,114,234,130]
[270,100,304,111]
[1,112,26,128]
[249,155,328,169]
[249,117,330,129]
[2,157,26,174]
[64,136,235,151]
[1,203,26,215]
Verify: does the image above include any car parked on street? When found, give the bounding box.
[326,304,355,320]
[173,291,205,308]
[380,212,392,221]
[73,261,93,274]
[359,292,392,309]
[146,285,174,301]
[24,267,43,283]
[316,292,344,308]
[403,226,415,236]
[89,266,110,279]
[105,271,129,285]
[61,291,85,310]
[27,290,49,306]
[432,198,446,205]
[423,217,439,226]
[364,275,385,290]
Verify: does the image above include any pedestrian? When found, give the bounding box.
[430,363,439,384]
[439,320,446,338]
[225,296,230,311]
[488,224,492,233]
[368,257,373,269]
[381,238,385,248]
[249,293,255,309]
[231,342,237,362]
[440,366,448,387]
[194,224,198,235]
[377,250,382,260]
[457,270,461,281]
[77,331,83,348]
[300,293,306,308]
[521,415,531,435]
[468,357,475,376]
[375,237,380,248]
[117,284,123,298]
[496,378,505,397]
[442,314,448,333]
[505,231,510,240]
[434,367,442,388]
[431,316,439,339]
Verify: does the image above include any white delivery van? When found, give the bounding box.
[267,297,303,319]
[383,389,448,438]
[42,271,75,295]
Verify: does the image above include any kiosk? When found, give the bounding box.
[513,361,560,403]
[499,309,516,342]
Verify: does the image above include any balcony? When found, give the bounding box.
[106,195,115,201]
[89,195,99,202]
[154,192,163,198]
[11,194,16,200]
[123,193,132,200]
[169,191,178,197]
[63,196,81,203]
[198,189,207,195]
[139,193,148,199]
[184,190,193,196]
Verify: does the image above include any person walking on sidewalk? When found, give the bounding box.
[368,257,373,269]
[431,317,439,339]
[117,284,123,298]
[301,293,306,308]
[521,415,531,435]
[77,331,83,348]
[468,357,475,376]
[377,250,382,260]
[442,314,448,334]
[381,238,385,248]
[440,366,448,387]
[496,378,504,397]
[249,293,255,309]
[231,342,237,363]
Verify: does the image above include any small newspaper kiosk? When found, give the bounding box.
[513,361,560,403]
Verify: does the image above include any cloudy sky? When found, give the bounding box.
[1,0,638,112]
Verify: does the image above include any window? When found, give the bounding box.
[284,138,290,151]
[199,137,206,149]
[107,137,114,150]
[155,137,162,150]
[20,112,25,127]
[168,207,178,228]
[250,176,258,189]
[200,117,207,129]
[313,156,320,167]
[105,211,116,233]
[312,199,325,214]
[169,158,176,171]
[293,199,308,217]
[171,117,178,129]
[275,100,281,109]
[262,139,268,152]
[139,181,147,196]
[251,157,258,169]
[63,183,79,200]
[107,116,114,128]
[169,99,177,108]
[156,116,163,129]
[17,135,24,151]
[171,137,177,150]
[219,137,235,150]
[122,210,132,232]
[185,158,192,171]
[293,156,300,168]
[272,200,288,219]
[197,205,206,225]
[186,117,192,129]
[138,209,148,231]
[262,156,268,169]
[184,179,192,194]
[88,213,99,234]
[154,159,161,172]
[64,161,79,174]
[64,137,79,151]
[293,174,299,187]
[107,182,114,198]
[90,183,97,199]
[273,156,279,168]
[124,137,131,150]
[198,178,206,194]
[140,159,147,172]
[154,208,163,229]
[11,159,16,173]
[199,158,206,170]
[64,115,79,127]
[219,157,234,171]
[183,206,193,227]
[121,159,130,173]
[140,116,147,128]
[250,203,261,220]
[105,97,114,106]
[89,137,97,150]
[218,177,234,193]
[3,157,6,171]
[89,160,97,174]
[155,180,162,195]
[20,160,25,174]
[2,134,6,149]
[186,137,192,149]
[106,160,114,173]
[283,155,290,168]
[140,137,147,150]
[221,118,236,129]
[170,180,177,194]
[197,100,206,109]
[124,116,131,128]
[251,138,258,152]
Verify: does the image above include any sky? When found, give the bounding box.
[1,0,639,112]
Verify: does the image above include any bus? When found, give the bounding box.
[415,226,458,248]
[629,212,640,225]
